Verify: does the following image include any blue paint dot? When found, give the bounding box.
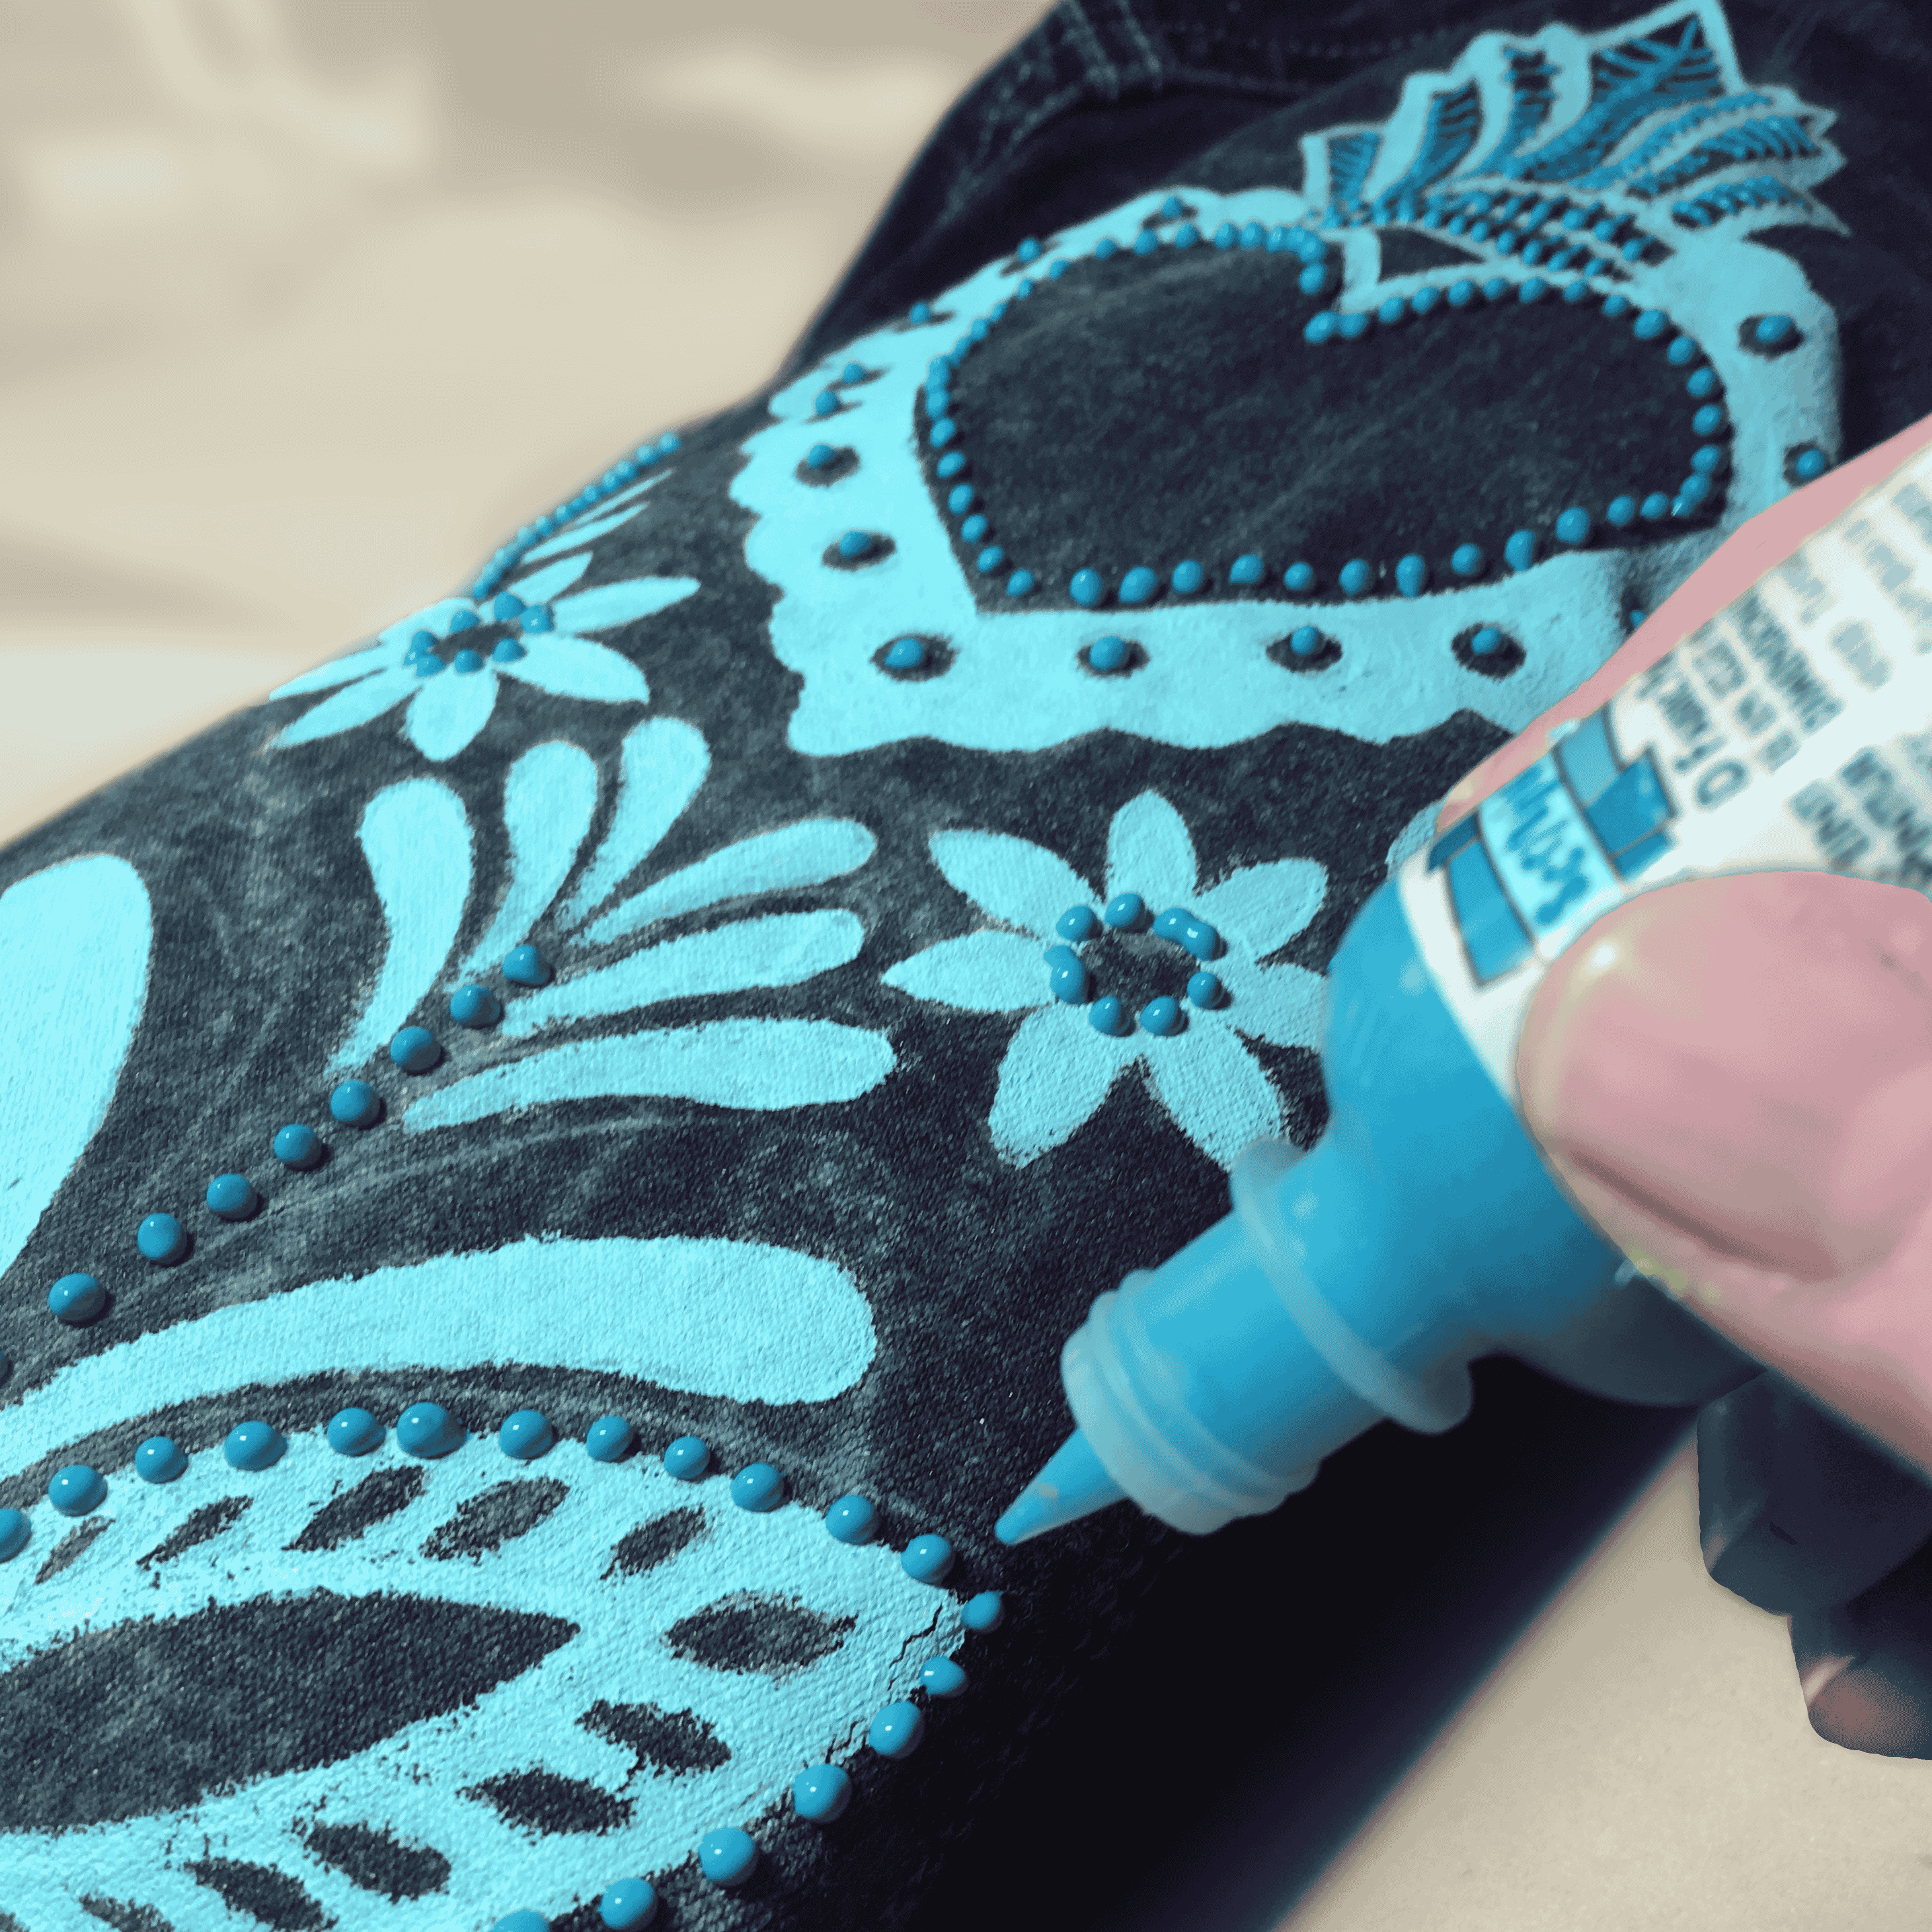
[1134,229,1159,256]
[1159,194,1184,219]
[494,1912,549,1932]
[1229,552,1264,585]
[519,606,553,634]
[136,1213,186,1264]
[1555,506,1593,547]
[1606,494,1638,527]
[1287,625,1323,657]
[1339,559,1373,598]
[962,1590,1005,1633]
[1602,293,1632,319]
[1666,335,1700,366]
[825,1494,879,1544]
[839,361,866,385]
[1151,907,1187,942]
[806,442,835,469]
[0,1510,26,1561]
[1693,403,1728,437]
[1563,278,1592,303]
[1450,543,1485,578]
[656,433,681,454]
[1171,559,1206,595]
[390,1026,441,1073]
[733,1462,784,1512]
[947,484,976,516]
[1504,529,1538,572]
[1634,307,1669,340]
[1088,995,1128,1036]
[502,943,552,987]
[1213,221,1237,249]
[1069,567,1105,608]
[1518,276,1549,303]
[1410,286,1442,317]
[920,1656,970,1699]
[1629,607,1648,629]
[664,1435,710,1479]
[1302,312,1336,345]
[49,1464,104,1516]
[447,609,480,634]
[792,1765,853,1824]
[584,1414,634,1463]
[1691,445,1728,476]
[1395,553,1429,598]
[1282,561,1317,594]
[225,1420,284,1471]
[449,983,502,1029]
[206,1173,258,1221]
[1447,278,1476,307]
[1687,366,1720,399]
[48,1273,104,1325]
[134,1435,187,1483]
[975,546,1005,574]
[869,1701,927,1760]
[1103,892,1143,928]
[1056,905,1099,941]
[1140,996,1183,1036]
[1017,235,1042,262]
[1620,237,1646,261]
[598,1876,660,1928]
[1756,313,1796,346]
[1793,446,1830,482]
[490,592,525,621]
[959,514,989,543]
[1179,917,1219,961]
[1336,310,1372,340]
[397,1402,464,1459]
[901,1534,955,1584]
[451,648,483,675]
[935,450,966,479]
[1119,566,1159,605]
[1377,296,1407,326]
[1049,955,1091,1005]
[406,628,436,658]
[1481,277,1510,302]
[1639,492,1671,521]
[1172,222,1199,249]
[500,1409,554,1460]
[1240,220,1265,249]
[838,529,875,560]
[929,418,956,449]
[1095,237,1119,260]
[909,301,933,324]
[814,389,839,418]
[327,1407,383,1456]
[882,637,927,671]
[1678,471,1713,510]
[698,1829,758,1888]
[491,638,526,664]
[1469,626,1504,656]
[1187,970,1222,1009]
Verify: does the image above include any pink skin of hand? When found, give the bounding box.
[1430,407,1932,1754]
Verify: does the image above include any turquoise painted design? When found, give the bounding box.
[555,719,709,931]
[458,742,599,980]
[0,856,151,1283]
[732,0,1845,761]
[270,543,699,765]
[330,780,474,1072]
[883,792,1327,1168]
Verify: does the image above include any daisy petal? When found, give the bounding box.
[882,930,1050,1013]
[330,779,473,1070]
[1194,857,1329,960]
[561,718,710,930]
[402,1018,895,1126]
[272,669,412,748]
[1144,1021,1283,1169]
[504,911,865,1036]
[1105,791,1199,908]
[551,574,700,634]
[270,641,394,699]
[928,830,1096,938]
[497,635,649,705]
[1215,960,1325,1049]
[458,741,599,979]
[405,666,500,761]
[590,820,874,940]
[504,553,592,605]
[988,1007,1137,1165]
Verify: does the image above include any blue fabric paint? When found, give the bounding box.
[449,984,501,1028]
[598,1877,659,1928]
[825,1493,880,1543]
[919,1656,969,1699]
[224,1420,284,1471]
[733,1463,785,1512]
[698,1828,758,1887]
[390,1026,442,1073]
[397,1402,465,1459]
[272,1122,321,1169]
[0,1509,26,1560]
[136,1213,186,1264]
[1087,635,1128,672]
[501,943,553,986]
[48,1464,104,1516]
[327,1407,384,1455]
[328,1079,381,1127]
[792,1765,853,1824]
[868,1702,926,1760]
[330,780,473,1071]
[900,1532,955,1583]
[204,1173,259,1221]
[585,1414,635,1462]
[961,1590,1005,1633]
[134,1434,187,1483]
[664,1434,711,1479]
[500,1409,555,1459]
[47,1273,104,1325]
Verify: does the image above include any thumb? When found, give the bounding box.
[1515,869,1932,1481]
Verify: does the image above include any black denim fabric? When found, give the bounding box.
[2,3,1930,1931]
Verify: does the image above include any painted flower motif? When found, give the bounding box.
[325,715,892,1127]
[884,791,1327,1167]
[269,481,698,763]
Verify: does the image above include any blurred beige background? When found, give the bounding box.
[4,7,1928,1928]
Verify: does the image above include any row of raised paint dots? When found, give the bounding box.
[20,943,572,1352]
[1,1410,1005,1924]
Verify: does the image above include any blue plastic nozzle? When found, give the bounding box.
[993,1428,1126,1545]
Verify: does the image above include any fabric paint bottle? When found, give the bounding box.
[996,422,1932,1547]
